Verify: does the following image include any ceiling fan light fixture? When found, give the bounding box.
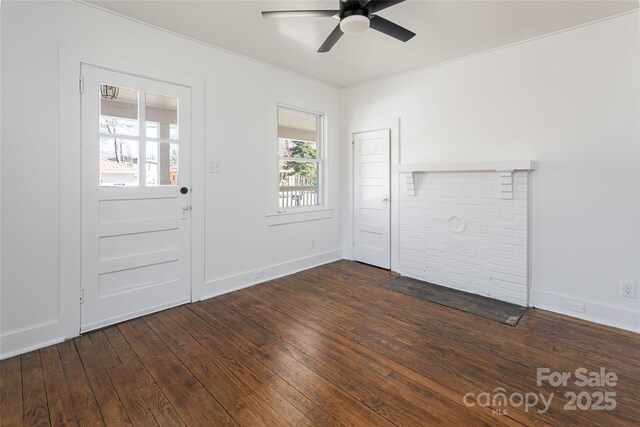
[340,14,369,34]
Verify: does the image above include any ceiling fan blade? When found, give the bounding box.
[261,10,340,18]
[318,24,344,53]
[366,0,406,14]
[369,15,415,42]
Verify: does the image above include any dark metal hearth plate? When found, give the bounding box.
[382,276,526,326]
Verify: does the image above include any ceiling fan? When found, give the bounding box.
[262,0,415,53]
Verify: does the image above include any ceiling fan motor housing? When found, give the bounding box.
[340,9,370,34]
[261,1,415,52]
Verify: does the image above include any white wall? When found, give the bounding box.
[0,1,342,357]
[343,12,640,332]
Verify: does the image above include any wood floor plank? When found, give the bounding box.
[73,336,132,426]
[87,331,159,426]
[2,260,639,426]
[20,351,50,427]
[177,305,338,427]
[290,269,640,411]
[157,308,315,427]
[102,327,185,427]
[39,346,77,427]
[143,312,286,426]
[324,260,640,374]
[117,319,237,426]
[57,341,104,427]
[225,283,547,426]
[230,286,520,424]
[216,292,494,426]
[232,286,510,426]
[299,265,640,390]
[253,273,637,425]
[0,356,23,427]
[188,303,388,427]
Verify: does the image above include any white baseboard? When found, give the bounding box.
[1,321,67,360]
[530,289,640,333]
[199,249,344,301]
[80,297,191,333]
[5,255,634,360]
[1,250,343,360]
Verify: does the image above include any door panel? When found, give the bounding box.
[81,65,191,332]
[353,129,391,269]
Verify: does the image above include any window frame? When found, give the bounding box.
[277,105,323,211]
[266,95,333,226]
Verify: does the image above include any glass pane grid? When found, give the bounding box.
[100,84,140,187]
[277,107,322,208]
[279,160,319,208]
[145,92,179,186]
[99,137,139,186]
[98,85,180,187]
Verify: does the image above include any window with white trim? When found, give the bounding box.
[277,107,323,209]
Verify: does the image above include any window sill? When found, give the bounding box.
[266,207,334,226]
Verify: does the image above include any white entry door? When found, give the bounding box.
[81,65,191,332]
[353,129,391,269]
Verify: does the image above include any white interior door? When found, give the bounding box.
[81,65,191,332]
[353,129,391,269]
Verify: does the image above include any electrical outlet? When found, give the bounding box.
[310,238,316,249]
[566,301,585,313]
[620,280,636,298]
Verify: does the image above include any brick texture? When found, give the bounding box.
[399,171,529,305]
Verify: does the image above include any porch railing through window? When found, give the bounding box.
[279,186,318,208]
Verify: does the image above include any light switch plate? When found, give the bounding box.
[208,161,221,173]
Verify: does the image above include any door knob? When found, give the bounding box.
[180,187,189,194]
[382,196,390,202]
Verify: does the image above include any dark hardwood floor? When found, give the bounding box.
[1,260,639,426]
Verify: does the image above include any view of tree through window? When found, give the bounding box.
[277,108,322,208]
[98,84,180,186]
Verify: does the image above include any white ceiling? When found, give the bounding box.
[87,0,639,87]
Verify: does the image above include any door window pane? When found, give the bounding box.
[146,122,159,138]
[169,143,179,185]
[145,141,158,185]
[99,137,139,186]
[100,85,139,186]
[146,92,179,185]
[169,124,179,141]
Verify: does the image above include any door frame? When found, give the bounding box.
[344,118,400,270]
[59,42,206,340]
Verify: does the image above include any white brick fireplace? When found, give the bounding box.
[397,162,534,306]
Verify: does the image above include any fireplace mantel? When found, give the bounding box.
[394,160,534,174]
[395,160,535,198]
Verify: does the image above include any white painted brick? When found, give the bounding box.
[399,170,530,306]
[500,206,527,215]
[493,236,527,246]
[489,258,527,270]
[489,250,527,262]
[513,230,527,239]
[487,228,513,237]
[489,271,528,285]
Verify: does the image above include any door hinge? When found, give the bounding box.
[79,76,84,94]
[352,139,355,149]
[79,288,84,303]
